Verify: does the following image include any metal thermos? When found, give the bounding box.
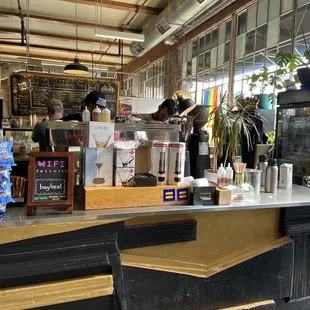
[258,155,268,186]
[265,159,278,193]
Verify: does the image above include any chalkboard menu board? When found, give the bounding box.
[27,152,74,216]
[9,72,119,119]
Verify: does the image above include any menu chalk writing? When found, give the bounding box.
[10,72,119,118]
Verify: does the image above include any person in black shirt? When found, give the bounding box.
[61,91,106,122]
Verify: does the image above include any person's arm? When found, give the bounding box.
[31,123,40,142]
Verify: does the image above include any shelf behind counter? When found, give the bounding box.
[1,185,310,228]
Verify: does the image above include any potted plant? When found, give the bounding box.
[205,93,259,178]
[247,66,273,109]
[247,50,310,106]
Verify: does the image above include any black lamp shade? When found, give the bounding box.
[64,57,89,75]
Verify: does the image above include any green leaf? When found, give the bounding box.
[276,52,291,67]
[251,73,260,83]
[268,94,277,107]
[304,50,310,63]
[275,84,283,90]
[294,74,300,83]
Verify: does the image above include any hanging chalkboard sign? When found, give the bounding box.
[9,72,119,119]
[27,152,74,216]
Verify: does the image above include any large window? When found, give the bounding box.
[178,20,232,105]
[177,0,310,105]
[124,58,165,99]
[234,0,294,96]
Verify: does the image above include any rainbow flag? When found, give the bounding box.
[203,88,219,128]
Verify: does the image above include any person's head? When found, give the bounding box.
[47,99,63,119]
[85,91,106,116]
[156,99,176,122]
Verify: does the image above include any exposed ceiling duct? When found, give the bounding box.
[130,0,226,57]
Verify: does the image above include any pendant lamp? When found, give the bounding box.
[64,57,89,75]
[64,0,88,75]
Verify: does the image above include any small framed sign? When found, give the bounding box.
[27,152,74,216]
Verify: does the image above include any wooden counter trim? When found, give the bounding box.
[0,274,113,310]
[121,237,292,278]
[84,185,190,210]
[0,218,130,245]
[220,300,275,309]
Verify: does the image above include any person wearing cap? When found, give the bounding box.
[138,99,176,122]
[32,99,64,151]
[61,91,106,122]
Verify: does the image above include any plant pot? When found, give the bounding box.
[297,67,310,90]
[255,94,272,110]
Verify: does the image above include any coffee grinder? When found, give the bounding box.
[186,105,210,179]
[175,97,210,179]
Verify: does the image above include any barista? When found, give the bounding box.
[138,99,176,122]
[61,91,106,122]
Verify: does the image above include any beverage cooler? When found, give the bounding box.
[276,90,310,185]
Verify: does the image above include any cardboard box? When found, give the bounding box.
[209,181,232,205]
[84,148,113,187]
[114,167,135,187]
[279,163,293,189]
[216,187,232,205]
[87,122,114,148]
[150,141,169,185]
[168,142,186,185]
[114,149,135,168]
[135,145,151,173]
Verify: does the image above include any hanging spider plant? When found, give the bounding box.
[208,93,259,169]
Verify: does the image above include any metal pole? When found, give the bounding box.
[291,0,297,54]
[228,14,237,105]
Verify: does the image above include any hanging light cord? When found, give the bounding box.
[75,0,78,57]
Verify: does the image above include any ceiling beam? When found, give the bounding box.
[60,0,163,15]
[0,50,121,67]
[0,41,134,59]
[0,27,131,47]
[0,10,141,33]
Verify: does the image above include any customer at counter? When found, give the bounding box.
[61,91,106,122]
[31,99,64,151]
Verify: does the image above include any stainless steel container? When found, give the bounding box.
[258,155,268,186]
[265,159,278,193]
[245,169,262,197]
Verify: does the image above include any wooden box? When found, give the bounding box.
[209,181,232,205]
[216,187,232,205]
[83,185,190,210]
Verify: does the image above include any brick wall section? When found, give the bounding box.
[122,0,255,94]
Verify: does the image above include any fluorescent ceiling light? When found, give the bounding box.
[95,28,145,42]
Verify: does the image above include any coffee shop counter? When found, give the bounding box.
[1,185,310,310]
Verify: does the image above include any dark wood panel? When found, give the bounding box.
[122,242,293,310]
[275,297,310,310]
[280,207,310,236]
[118,220,197,250]
[0,222,122,289]
[290,235,310,300]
